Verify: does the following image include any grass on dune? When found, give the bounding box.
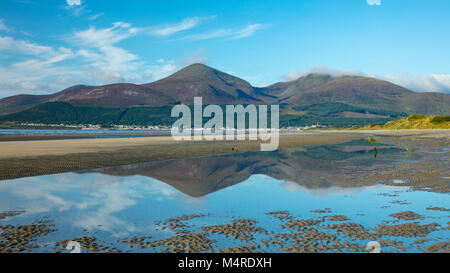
[359,115,450,130]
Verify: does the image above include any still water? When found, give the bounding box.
[0,129,169,138]
[0,139,449,253]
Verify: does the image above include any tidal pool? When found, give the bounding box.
[0,138,448,253]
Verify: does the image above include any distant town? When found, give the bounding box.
[18,122,328,131]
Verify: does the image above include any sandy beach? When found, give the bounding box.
[0,132,365,159]
[0,132,363,180]
[1,129,448,181]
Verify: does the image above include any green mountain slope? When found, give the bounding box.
[0,101,404,128]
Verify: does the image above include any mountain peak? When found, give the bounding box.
[143,63,259,104]
[170,63,217,78]
[294,73,333,82]
[185,63,211,69]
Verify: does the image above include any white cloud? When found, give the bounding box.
[0,172,203,236]
[281,181,381,197]
[140,62,177,83]
[64,0,89,18]
[283,66,364,81]
[87,66,123,82]
[0,36,54,55]
[382,73,450,93]
[149,17,205,36]
[88,12,104,21]
[0,37,76,70]
[179,49,209,66]
[66,0,81,6]
[0,62,81,97]
[0,22,211,96]
[282,66,450,93]
[12,47,75,70]
[367,0,381,6]
[0,15,268,98]
[0,19,9,32]
[16,81,39,91]
[183,29,232,41]
[129,51,209,84]
[0,18,214,97]
[56,75,78,86]
[71,22,210,85]
[0,36,79,96]
[183,24,265,41]
[73,22,138,48]
[231,24,265,39]
[72,22,140,83]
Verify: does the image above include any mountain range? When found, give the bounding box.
[0,63,449,127]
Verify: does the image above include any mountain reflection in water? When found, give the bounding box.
[89,139,405,197]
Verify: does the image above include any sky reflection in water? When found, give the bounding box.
[0,139,448,252]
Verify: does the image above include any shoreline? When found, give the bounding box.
[0,129,448,181]
[0,132,362,181]
[0,133,171,142]
[313,129,450,138]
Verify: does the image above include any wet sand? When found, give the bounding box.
[324,129,450,139]
[0,132,170,142]
[1,129,449,181]
[0,132,363,180]
[3,208,448,253]
[3,129,449,159]
[0,132,364,159]
[108,209,450,253]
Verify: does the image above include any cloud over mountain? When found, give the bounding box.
[283,66,450,94]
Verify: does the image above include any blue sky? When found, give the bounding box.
[0,0,449,98]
